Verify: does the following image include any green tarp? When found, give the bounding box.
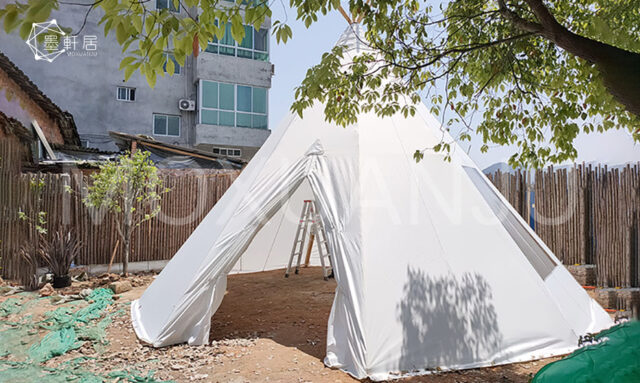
[533,320,640,383]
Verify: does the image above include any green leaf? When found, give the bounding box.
[124,63,137,81]
[4,10,19,34]
[115,22,127,44]
[165,58,175,76]
[132,15,142,34]
[19,21,32,40]
[119,56,136,70]
[145,70,157,88]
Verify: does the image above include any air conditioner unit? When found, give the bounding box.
[179,99,196,111]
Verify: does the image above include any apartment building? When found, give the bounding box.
[0,0,273,161]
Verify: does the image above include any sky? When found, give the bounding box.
[267,5,640,170]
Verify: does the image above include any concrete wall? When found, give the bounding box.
[195,142,262,162]
[195,123,270,161]
[0,2,273,159]
[196,53,272,88]
[195,123,270,147]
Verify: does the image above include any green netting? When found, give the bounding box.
[28,288,116,362]
[29,327,84,361]
[1,293,49,320]
[0,358,176,383]
[533,320,640,383]
[0,287,174,382]
[0,326,39,358]
[0,298,23,317]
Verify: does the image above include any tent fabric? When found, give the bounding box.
[131,24,613,380]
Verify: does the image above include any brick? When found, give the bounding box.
[594,288,617,309]
[615,288,640,312]
[566,264,596,286]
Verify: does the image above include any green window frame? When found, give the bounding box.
[153,114,180,137]
[156,0,180,13]
[205,22,269,62]
[199,80,268,129]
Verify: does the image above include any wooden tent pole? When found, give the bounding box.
[354,0,370,23]
[304,233,315,267]
[107,239,120,274]
[337,5,353,24]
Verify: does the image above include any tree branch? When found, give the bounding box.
[499,0,640,116]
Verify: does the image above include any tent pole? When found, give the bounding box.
[337,6,353,24]
[304,233,315,267]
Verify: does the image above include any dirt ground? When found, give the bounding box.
[1,267,559,382]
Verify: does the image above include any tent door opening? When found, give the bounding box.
[285,199,334,280]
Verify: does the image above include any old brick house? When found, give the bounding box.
[0,51,81,169]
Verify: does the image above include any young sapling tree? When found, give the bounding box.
[84,150,164,276]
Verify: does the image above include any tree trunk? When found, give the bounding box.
[122,223,130,276]
[122,181,133,276]
[500,0,640,117]
[539,24,640,117]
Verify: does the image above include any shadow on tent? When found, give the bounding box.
[397,267,502,373]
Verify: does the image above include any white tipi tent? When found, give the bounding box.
[132,25,612,380]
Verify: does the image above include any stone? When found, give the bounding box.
[70,266,89,278]
[74,271,89,281]
[566,264,596,286]
[109,281,132,294]
[594,288,617,309]
[39,283,55,297]
[615,288,640,313]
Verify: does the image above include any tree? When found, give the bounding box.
[84,151,164,275]
[2,0,638,167]
[17,176,48,289]
[289,0,640,167]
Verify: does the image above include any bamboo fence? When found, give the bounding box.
[2,135,639,288]
[0,140,239,280]
[488,164,640,288]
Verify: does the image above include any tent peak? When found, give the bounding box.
[305,140,325,157]
[337,1,369,25]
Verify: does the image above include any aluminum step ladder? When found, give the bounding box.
[285,200,334,280]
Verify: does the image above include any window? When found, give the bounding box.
[163,53,181,74]
[156,0,180,12]
[463,166,557,280]
[212,147,242,157]
[116,87,135,101]
[205,22,269,62]
[153,114,180,137]
[199,80,268,129]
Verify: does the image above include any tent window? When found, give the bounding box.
[463,166,557,280]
